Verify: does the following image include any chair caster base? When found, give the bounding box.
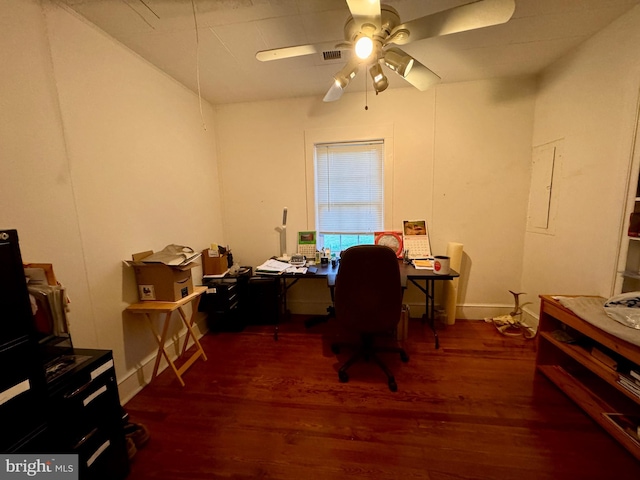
[338,370,349,383]
[388,378,398,392]
[389,377,398,392]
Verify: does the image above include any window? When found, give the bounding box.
[314,140,384,252]
[304,124,394,253]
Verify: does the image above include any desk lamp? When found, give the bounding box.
[275,207,289,261]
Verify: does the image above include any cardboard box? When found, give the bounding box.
[129,251,197,301]
[202,249,229,275]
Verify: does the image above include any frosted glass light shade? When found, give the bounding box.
[355,36,373,59]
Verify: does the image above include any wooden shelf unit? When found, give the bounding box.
[537,295,640,460]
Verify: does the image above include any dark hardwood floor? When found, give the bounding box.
[123,316,640,479]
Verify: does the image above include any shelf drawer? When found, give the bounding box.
[62,377,120,442]
[74,425,129,480]
[0,340,48,451]
[201,283,238,312]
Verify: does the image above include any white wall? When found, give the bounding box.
[215,79,536,317]
[523,5,640,318]
[0,0,224,402]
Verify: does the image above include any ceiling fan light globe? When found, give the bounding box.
[369,63,389,93]
[374,77,389,93]
[355,36,374,59]
[334,61,359,90]
[384,48,414,78]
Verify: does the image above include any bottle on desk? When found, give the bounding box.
[320,248,330,266]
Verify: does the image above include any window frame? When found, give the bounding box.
[304,124,394,247]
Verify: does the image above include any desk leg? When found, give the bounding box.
[274,276,281,341]
[426,280,439,349]
[146,312,186,387]
[408,278,439,349]
[275,277,296,341]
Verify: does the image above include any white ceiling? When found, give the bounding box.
[60,0,640,105]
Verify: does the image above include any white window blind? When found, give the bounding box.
[315,140,384,234]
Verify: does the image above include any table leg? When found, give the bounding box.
[426,280,439,349]
[177,305,208,362]
[179,295,206,358]
[146,312,186,387]
[408,278,439,349]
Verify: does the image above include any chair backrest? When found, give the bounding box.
[334,245,403,334]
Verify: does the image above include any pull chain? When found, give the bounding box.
[364,70,369,110]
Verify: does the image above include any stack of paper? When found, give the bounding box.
[255,259,291,275]
[255,259,309,275]
[412,259,434,270]
[285,266,307,274]
[141,244,200,266]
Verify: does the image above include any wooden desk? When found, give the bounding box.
[259,261,458,347]
[126,286,207,386]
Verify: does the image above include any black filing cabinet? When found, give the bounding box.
[0,338,49,453]
[46,349,129,480]
[0,229,50,452]
[201,278,246,331]
[201,268,252,332]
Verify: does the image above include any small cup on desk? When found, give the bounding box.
[433,255,450,275]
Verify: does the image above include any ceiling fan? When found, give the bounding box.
[256,0,516,102]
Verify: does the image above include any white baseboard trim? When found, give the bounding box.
[521,306,540,331]
[118,314,209,405]
[285,300,526,321]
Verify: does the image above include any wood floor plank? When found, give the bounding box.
[124,318,640,479]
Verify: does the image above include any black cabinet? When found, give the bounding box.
[200,269,282,331]
[0,339,49,452]
[45,349,129,479]
[0,230,49,452]
[0,230,37,347]
[201,278,247,332]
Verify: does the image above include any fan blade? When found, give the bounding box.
[402,58,441,91]
[323,82,344,102]
[346,0,381,29]
[256,41,343,62]
[388,0,516,46]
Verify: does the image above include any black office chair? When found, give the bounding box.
[331,245,409,392]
